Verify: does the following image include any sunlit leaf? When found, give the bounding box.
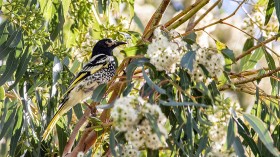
[265,0,275,25]
[244,114,280,156]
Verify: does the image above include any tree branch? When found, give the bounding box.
[219,67,280,90]
[142,0,171,41]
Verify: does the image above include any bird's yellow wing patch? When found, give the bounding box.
[90,64,104,75]
[61,64,105,98]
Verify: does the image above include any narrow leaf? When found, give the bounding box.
[0,49,17,86]
[265,0,275,25]
[142,68,166,94]
[244,113,280,156]
[274,0,280,25]
[92,84,107,102]
[227,117,235,149]
[180,51,196,71]
[159,99,206,107]
[241,47,264,71]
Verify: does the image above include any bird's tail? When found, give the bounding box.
[42,101,73,141]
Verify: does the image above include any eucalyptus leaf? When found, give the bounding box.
[244,114,280,156]
[92,84,107,102]
[180,50,196,71]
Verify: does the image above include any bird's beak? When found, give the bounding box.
[115,41,127,46]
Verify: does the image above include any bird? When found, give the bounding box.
[42,39,126,140]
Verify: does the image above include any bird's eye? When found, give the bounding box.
[105,40,115,47]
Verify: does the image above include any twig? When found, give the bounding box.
[142,0,171,41]
[62,109,91,156]
[181,0,246,37]
[164,0,203,28]
[185,0,221,32]
[235,35,279,61]
[166,0,209,30]
[219,67,280,90]
[236,88,280,100]
[221,22,280,58]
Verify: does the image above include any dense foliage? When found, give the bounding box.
[0,0,280,157]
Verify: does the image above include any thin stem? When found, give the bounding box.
[219,66,280,90]
[164,0,203,28]
[221,22,280,58]
[167,0,209,30]
[142,0,171,41]
[235,35,279,61]
[186,0,221,32]
[181,0,246,37]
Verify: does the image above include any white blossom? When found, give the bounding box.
[111,96,168,150]
[190,47,225,83]
[146,28,188,73]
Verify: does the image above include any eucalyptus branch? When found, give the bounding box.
[63,109,91,157]
[236,88,280,100]
[186,0,221,32]
[142,0,171,41]
[229,67,270,79]
[164,0,203,28]
[221,22,280,58]
[235,35,279,61]
[219,67,280,90]
[166,0,209,30]
[181,0,246,37]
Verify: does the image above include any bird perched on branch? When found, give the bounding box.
[42,39,126,140]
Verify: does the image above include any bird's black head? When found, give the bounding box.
[91,39,126,58]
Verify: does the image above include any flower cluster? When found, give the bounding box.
[206,95,242,156]
[242,6,278,38]
[115,144,139,157]
[190,47,225,83]
[146,27,188,73]
[111,96,167,150]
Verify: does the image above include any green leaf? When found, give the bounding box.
[159,99,206,107]
[126,58,149,83]
[142,68,166,95]
[5,30,22,48]
[0,86,4,101]
[241,47,264,71]
[243,113,280,156]
[0,41,15,59]
[0,106,17,140]
[8,47,31,90]
[10,106,23,157]
[227,117,235,149]
[109,130,117,156]
[274,0,280,26]
[0,21,7,38]
[62,0,71,19]
[180,51,196,71]
[222,48,235,62]
[92,84,107,102]
[121,44,147,56]
[240,38,254,68]
[0,49,17,86]
[73,104,83,120]
[264,49,278,94]
[236,118,260,156]
[233,137,246,157]
[195,135,208,156]
[265,0,275,25]
[56,124,67,156]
